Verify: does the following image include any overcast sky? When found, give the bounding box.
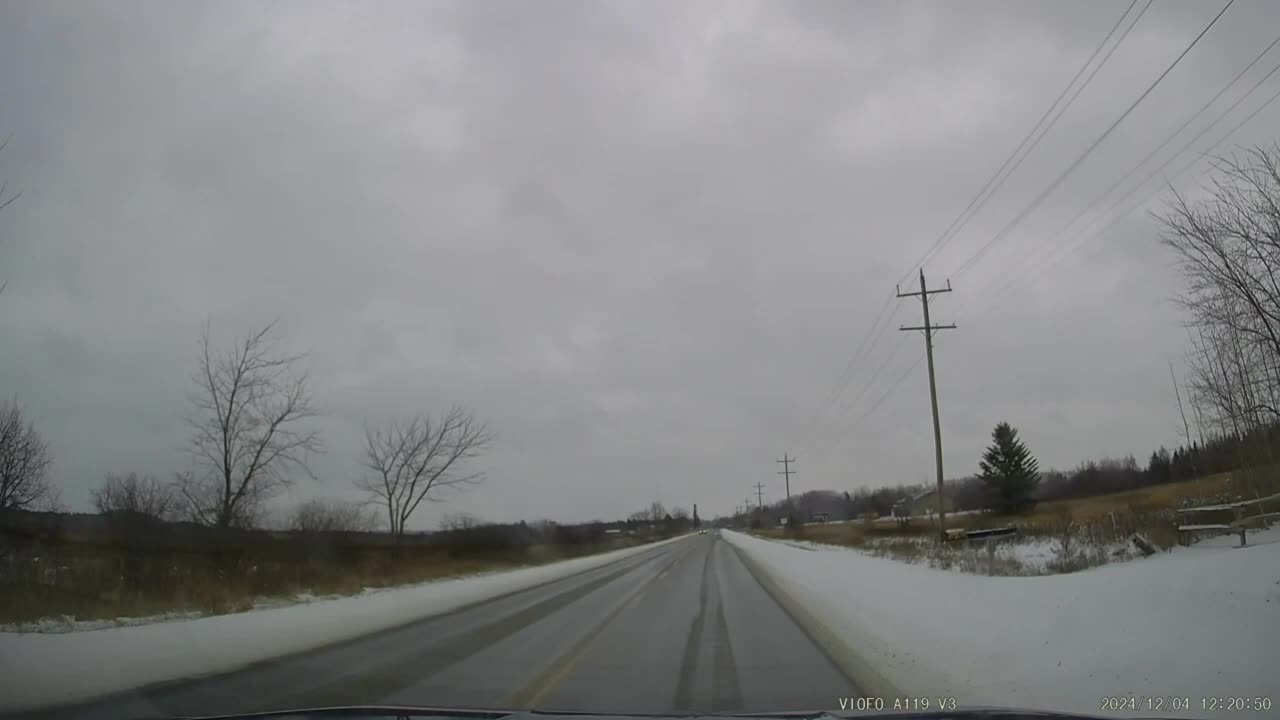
[2,0,1279,527]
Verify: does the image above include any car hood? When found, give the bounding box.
[163,705,1193,720]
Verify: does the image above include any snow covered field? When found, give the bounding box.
[725,528,1280,719]
[0,535,683,712]
[776,532,1130,576]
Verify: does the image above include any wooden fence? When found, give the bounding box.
[1175,491,1280,547]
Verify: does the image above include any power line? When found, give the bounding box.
[840,351,928,443]
[802,291,897,436]
[992,80,1280,314]
[819,342,941,466]
[807,303,914,460]
[864,352,927,419]
[811,331,911,460]
[901,0,1149,282]
[1038,31,1280,255]
[805,2,1146,446]
[960,50,1280,318]
[964,29,1280,307]
[833,331,911,417]
[950,0,1237,280]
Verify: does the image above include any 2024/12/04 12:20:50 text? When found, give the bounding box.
[1100,695,1273,713]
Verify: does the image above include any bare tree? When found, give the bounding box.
[92,472,174,519]
[440,512,484,531]
[0,399,54,511]
[355,407,492,538]
[1160,145,1280,446]
[289,498,376,533]
[627,501,668,524]
[176,321,323,528]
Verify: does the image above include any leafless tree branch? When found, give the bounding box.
[1161,144,1280,443]
[289,498,377,533]
[0,399,54,511]
[92,472,175,519]
[354,406,492,538]
[175,321,323,528]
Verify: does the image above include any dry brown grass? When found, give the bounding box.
[753,470,1278,565]
[0,535,655,628]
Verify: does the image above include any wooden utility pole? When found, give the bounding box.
[898,269,956,542]
[776,454,795,503]
[1169,360,1199,477]
[1170,360,1193,443]
[754,481,765,508]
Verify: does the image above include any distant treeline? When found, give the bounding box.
[0,508,675,554]
[723,420,1280,525]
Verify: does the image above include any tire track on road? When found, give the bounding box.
[674,537,742,712]
[509,541,697,709]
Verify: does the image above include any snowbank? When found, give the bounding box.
[725,530,1280,718]
[0,535,684,712]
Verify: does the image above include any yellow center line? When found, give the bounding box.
[512,545,689,708]
[522,587,648,708]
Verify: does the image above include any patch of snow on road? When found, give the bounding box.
[725,529,1280,719]
[0,536,683,712]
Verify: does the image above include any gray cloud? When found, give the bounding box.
[2,0,1279,525]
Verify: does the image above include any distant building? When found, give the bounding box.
[890,489,956,523]
[908,487,956,518]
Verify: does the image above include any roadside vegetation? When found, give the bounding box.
[0,317,700,629]
[749,469,1274,575]
[0,510,689,630]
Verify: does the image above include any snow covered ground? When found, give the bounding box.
[725,528,1280,719]
[1,586,484,634]
[776,533,1126,575]
[0,535,683,712]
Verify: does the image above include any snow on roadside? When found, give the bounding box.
[777,533,1124,575]
[1,585,438,633]
[3,609,209,634]
[0,536,683,712]
[725,529,1280,719]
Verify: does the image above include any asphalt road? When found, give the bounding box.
[22,532,858,718]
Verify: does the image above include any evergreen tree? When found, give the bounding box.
[692,504,701,529]
[1146,446,1172,484]
[978,421,1041,514]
